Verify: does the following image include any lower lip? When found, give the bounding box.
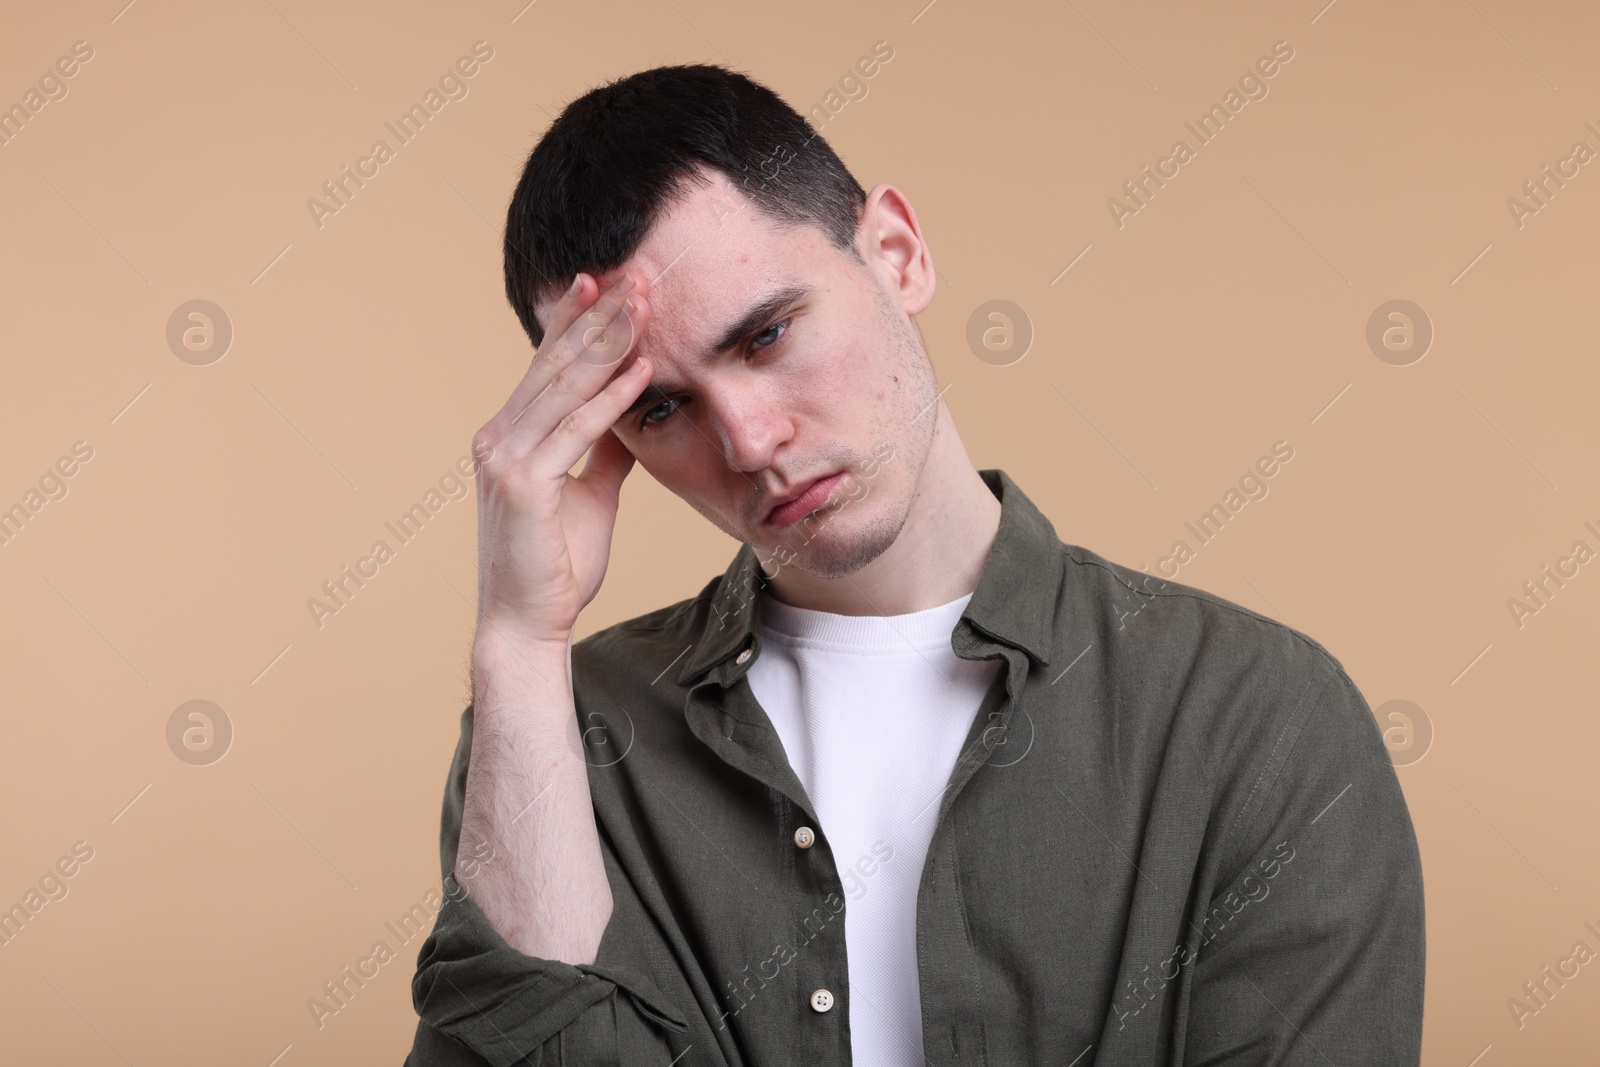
[765,471,848,528]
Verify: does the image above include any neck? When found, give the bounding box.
[764,405,1002,616]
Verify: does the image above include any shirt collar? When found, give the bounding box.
[676,468,1063,689]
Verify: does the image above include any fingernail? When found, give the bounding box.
[623,297,636,315]
[615,273,637,295]
[568,274,583,297]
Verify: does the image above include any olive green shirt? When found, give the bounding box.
[407,468,1424,1066]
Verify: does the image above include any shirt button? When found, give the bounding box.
[735,647,752,665]
[794,826,815,848]
[810,988,834,1012]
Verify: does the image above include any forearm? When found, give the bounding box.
[456,629,614,965]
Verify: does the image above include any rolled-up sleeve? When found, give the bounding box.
[1184,660,1426,1065]
[406,705,689,1067]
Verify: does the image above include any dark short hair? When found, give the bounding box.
[503,63,868,349]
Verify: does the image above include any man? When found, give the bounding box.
[407,63,1424,1066]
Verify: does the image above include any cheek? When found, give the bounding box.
[811,372,856,414]
[635,448,689,491]
[635,439,730,503]
[810,337,879,409]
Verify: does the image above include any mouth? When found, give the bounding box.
[762,470,848,528]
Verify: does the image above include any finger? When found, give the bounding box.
[526,355,654,479]
[473,273,603,472]
[547,272,597,349]
[576,427,638,505]
[485,272,646,448]
[494,291,651,466]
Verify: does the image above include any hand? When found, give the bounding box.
[470,270,655,648]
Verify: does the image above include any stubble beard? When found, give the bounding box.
[778,494,903,580]
[766,302,941,582]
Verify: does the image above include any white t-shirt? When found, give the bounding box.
[745,590,1003,1067]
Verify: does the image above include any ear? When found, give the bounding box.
[855,184,936,316]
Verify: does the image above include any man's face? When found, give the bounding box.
[535,169,941,580]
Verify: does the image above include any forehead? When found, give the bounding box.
[536,170,845,368]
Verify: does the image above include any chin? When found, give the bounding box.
[773,509,902,581]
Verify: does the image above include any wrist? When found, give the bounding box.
[473,613,571,659]
[472,626,571,692]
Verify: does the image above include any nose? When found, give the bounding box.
[709,384,790,473]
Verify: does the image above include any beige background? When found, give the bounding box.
[2,0,1597,1062]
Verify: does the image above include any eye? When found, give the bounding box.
[637,317,794,433]
[638,396,680,431]
[750,317,792,352]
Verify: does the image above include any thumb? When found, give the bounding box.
[577,428,638,503]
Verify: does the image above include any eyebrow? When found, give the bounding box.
[615,283,814,424]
